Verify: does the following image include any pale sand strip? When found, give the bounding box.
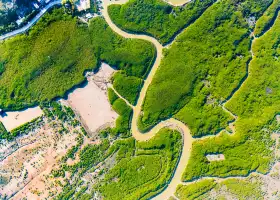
[0,107,43,132]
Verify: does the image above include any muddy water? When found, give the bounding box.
[101,0,194,199]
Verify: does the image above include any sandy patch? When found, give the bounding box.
[0,107,43,132]
[206,154,225,162]
[0,119,81,199]
[65,63,118,134]
[165,0,191,6]
[76,0,90,11]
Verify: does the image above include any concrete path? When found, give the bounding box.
[0,0,62,41]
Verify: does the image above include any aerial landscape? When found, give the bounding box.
[0,0,280,199]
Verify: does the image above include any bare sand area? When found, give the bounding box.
[0,107,43,131]
[64,63,118,134]
[165,0,191,6]
[206,154,225,162]
[0,116,88,199]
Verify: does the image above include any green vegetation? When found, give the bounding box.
[0,62,4,75]
[0,121,8,139]
[112,98,132,137]
[108,0,216,44]
[183,2,280,181]
[42,101,80,127]
[0,8,155,111]
[0,117,43,141]
[108,90,133,137]
[175,84,233,137]
[139,0,272,136]
[175,179,217,200]
[112,72,143,105]
[61,133,84,162]
[176,177,263,200]
[98,128,182,200]
[10,117,43,138]
[108,88,119,105]
[254,0,280,36]
[0,9,18,35]
[217,178,263,200]
[183,128,274,181]
[56,128,182,200]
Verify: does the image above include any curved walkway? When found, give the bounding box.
[0,0,62,41]
[102,0,194,199]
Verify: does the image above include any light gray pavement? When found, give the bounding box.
[0,0,62,41]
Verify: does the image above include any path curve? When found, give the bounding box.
[0,0,62,41]
[102,0,194,199]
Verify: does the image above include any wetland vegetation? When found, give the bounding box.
[108,0,216,44]
[0,8,155,111]
[2,0,280,199]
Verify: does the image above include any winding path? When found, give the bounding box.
[1,0,276,198]
[102,0,280,199]
[102,0,194,199]
[0,0,62,41]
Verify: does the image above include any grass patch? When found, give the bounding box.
[187,177,263,200]
[217,178,263,200]
[108,88,119,105]
[111,98,133,137]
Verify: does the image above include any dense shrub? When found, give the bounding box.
[183,11,280,181]
[140,0,272,135]
[0,9,155,111]
[99,128,182,200]
[112,72,143,105]
[254,0,280,36]
[176,179,217,200]
[108,0,216,44]
[0,122,8,140]
[111,97,133,137]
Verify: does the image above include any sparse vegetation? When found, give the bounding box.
[55,129,182,200]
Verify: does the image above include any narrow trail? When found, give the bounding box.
[108,84,134,108]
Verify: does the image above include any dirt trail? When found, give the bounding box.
[102,0,194,198]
